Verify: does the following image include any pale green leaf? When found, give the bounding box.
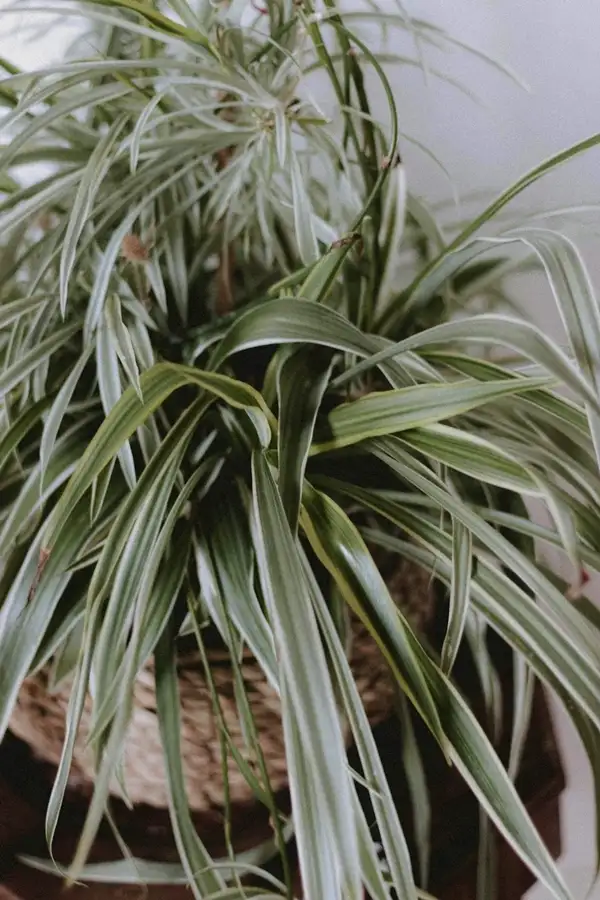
[252,452,362,900]
[290,153,319,265]
[129,626,220,897]
[0,499,92,741]
[96,316,137,488]
[59,115,128,314]
[441,518,472,674]
[395,692,430,887]
[398,425,541,495]
[205,484,277,687]
[105,294,141,395]
[44,362,271,551]
[0,294,47,329]
[323,482,600,730]
[301,548,418,900]
[277,346,334,532]
[300,485,448,753]
[0,320,80,403]
[373,437,600,662]
[40,347,93,478]
[381,130,600,331]
[407,632,570,900]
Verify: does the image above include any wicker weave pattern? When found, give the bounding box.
[9,559,433,813]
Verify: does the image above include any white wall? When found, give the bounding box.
[394,0,600,203]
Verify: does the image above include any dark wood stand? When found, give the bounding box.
[0,621,565,899]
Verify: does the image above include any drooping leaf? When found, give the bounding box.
[335,314,600,415]
[277,346,335,532]
[40,347,93,479]
[44,363,272,550]
[59,115,128,313]
[372,437,600,660]
[441,518,472,674]
[379,130,600,331]
[155,625,224,898]
[252,452,363,900]
[407,632,571,900]
[0,499,93,741]
[300,485,448,753]
[301,548,418,900]
[321,480,600,731]
[311,377,552,453]
[207,297,412,388]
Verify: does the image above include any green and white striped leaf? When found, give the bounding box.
[336,315,600,414]
[406,632,571,900]
[301,549,418,900]
[301,483,571,898]
[252,452,362,900]
[511,227,600,466]
[208,297,412,388]
[44,363,271,550]
[277,346,335,532]
[105,294,141,396]
[0,396,52,477]
[0,320,80,403]
[96,315,137,488]
[156,627,224,898]
[0,499,93,741]
[379,131,600,331]
[59,115,128,313]
[206,485,277,687]
[0,293,47,329]
[320,479,600,730]
[311,377,552,453]
[395,692,431,887]
[290,153,319,265]
[373,438,600,659]
[300,486,448,753]
[442,518,472,673]
[40,347,93,479]
[398,425,541,494]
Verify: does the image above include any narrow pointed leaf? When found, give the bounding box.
[40,347,93,478]
[301,549,418,900]
[406,632,571,900]
[105,294,141,396]
[208,297,411,388]
[44,363,271,550]
[252,452,362,900]
[311,377,552,453]
[373,437,600,660]
[0,321,80,402]
[441,518,472,673]
[336,314,600,415]
[277,347,334,532]
[300,486,448,753]
[59,115,128,313]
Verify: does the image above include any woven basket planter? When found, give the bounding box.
[8,558,434,816]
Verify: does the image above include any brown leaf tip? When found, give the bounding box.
[331,231,362,250]
[27,547,50,602]
[381,151,402,170]
[121,233,150,263]
[566,566,590,601]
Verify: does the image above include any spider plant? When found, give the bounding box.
[1,2,600,899]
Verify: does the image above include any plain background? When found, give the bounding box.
[0,1,599,897]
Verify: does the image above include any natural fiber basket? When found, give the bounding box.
[9,558,434,815]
